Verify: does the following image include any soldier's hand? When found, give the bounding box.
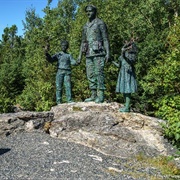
[112,61,119,67]
[77,56,82,64]
[77,59,81,64]
[105,54,110,63]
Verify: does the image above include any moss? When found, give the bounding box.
[72,106,83,111]
[107,154,180,179]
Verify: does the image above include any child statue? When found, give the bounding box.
[44,40,79,104]
[113,39,138,112]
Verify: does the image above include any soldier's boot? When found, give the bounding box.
[84,89,97,102]
[119,93,131,112]
[56,90,62,105]
[95,90,104,103]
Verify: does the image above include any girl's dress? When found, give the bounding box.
[115,45,137,93]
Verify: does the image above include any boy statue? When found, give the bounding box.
[45,40,79,104]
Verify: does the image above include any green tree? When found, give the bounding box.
[142,17,180,146]
[17,6,55,111]
[0,25,25,112]
[17,0,78,111]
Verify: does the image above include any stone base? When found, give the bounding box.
[49,102,176,158]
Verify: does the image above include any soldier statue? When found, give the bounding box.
[77,4,110,103]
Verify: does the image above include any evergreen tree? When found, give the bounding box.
[17,6,55,111]
[0,25,25,112]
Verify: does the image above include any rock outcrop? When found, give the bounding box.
[0,102,177,159]
[0,111,54,136]
[49,102,176,158]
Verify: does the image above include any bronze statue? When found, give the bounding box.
[113,39,138,112]
[45,40,79,104]
[77,4,110,103]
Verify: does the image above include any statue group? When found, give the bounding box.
[45,4,138,113]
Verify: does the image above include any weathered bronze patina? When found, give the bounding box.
[114,39,138,112]
[45,40,78,104]
[78,4,110,103]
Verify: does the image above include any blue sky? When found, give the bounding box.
[0,0,59,38]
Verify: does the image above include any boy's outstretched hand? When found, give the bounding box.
[44,44,50,52]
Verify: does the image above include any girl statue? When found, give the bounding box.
[113,39,138,112]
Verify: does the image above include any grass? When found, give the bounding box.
[105,153,180,180]
[135,153,180,176]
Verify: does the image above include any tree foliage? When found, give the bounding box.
[0,25,25,112]
[142,17,180,145]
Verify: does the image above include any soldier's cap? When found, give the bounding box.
[85,4,97,12]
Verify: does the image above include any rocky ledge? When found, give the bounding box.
[0,111,54,136]
[0,102,178,159]
[49,102,177,158]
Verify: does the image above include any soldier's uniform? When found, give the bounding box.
[81,18,109,102]
[46,51,77,104]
